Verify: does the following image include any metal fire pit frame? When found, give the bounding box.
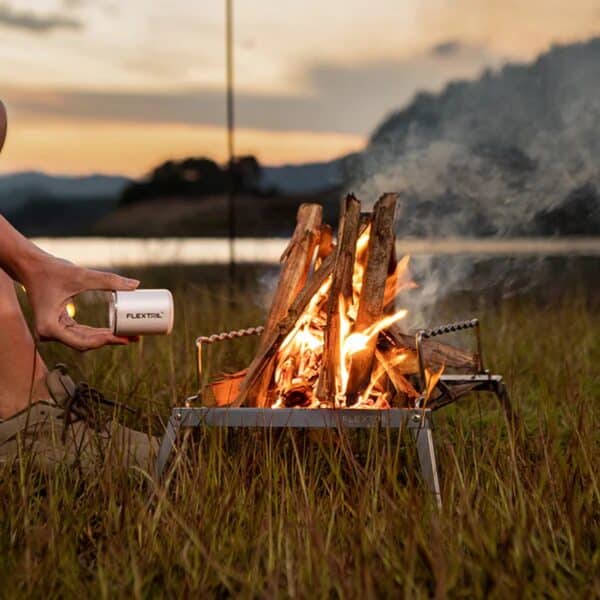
[155,405,442,507]
[156,318,514,509]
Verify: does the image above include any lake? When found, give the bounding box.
[31,237,600,268]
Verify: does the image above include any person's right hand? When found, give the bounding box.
[22,250,140,351]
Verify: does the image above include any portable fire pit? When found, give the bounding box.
[156,194,514,507]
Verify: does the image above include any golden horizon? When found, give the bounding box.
[0,119,365,177]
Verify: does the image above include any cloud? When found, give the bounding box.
[0,2,82,33]
[431,40,461,56]
[419,0,600,59]
[3,43,500,135]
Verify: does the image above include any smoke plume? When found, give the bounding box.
[345,38,600,325]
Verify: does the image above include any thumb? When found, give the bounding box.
[84,268,140,292]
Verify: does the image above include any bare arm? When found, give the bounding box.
[0,214,51,283]
[0,100,142,351]
[0,216,140,351]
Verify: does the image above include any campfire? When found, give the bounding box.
[204,194,478,410]
[157,194,515,503]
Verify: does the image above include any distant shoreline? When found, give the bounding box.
[31,237,600,268]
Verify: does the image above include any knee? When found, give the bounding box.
[0,269,23,318]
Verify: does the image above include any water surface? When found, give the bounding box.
[32,237,600,268]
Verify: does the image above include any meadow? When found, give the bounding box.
[1,258,599,598]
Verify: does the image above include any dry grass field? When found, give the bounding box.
[1,260,598,597]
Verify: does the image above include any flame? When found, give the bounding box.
[341,311,406,366]
[295,328,322,351]
[350,226,371,313]
[343,332,369,357]
[338,295,352,396]
[424,364,445,406]
[270,220,429,409]
[339,309,407,396]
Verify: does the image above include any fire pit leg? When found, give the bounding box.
[153,407,443,506]
[494,379,518,428]
[155,413,180,479]
[410,414,442,509]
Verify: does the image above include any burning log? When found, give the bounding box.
[239,203,322,407]
[374,348,419,404]
[384,325,477,371]
[316,194,362,403]
[316,224,335,267]
[345,193,398,404]
[233,249,336,407]
[261,203,322,347]
[281,380,313,408]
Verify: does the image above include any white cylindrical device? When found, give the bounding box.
[109,289,174,336]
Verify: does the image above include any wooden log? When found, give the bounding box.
[233,251,336,407]
[383,230,398,315]
[346,193,398,403]
[316,224,334,268]
[384,324,478,371]
[375,344,419,375]
[237,204,321,407]
[316,194,362,402]
[260,203,322,351]
[375,349,419,398]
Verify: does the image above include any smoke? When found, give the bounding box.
[344,38,600,325]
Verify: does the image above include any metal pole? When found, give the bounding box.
[226,0,236,282]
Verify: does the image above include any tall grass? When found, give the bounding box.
[1,265,599,597]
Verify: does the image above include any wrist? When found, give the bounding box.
[0,216,55,285]
[10,240,48,286]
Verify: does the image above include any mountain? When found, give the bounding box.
[0,171,130,236]
[0,171,130,213]
[0,160,348,236]
[348,37,600,236]
[259,156,351,195]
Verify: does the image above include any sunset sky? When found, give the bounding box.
[1,0,599,176]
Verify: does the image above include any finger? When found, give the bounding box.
[83,269,140,292]
[53,325,133,352]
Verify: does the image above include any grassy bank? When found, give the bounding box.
[1,265,599,597]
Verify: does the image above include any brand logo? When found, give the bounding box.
[340,413,380,427]
[125,312,163,319]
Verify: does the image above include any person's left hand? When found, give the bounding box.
[22,250,140,351]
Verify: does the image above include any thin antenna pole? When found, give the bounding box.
[226,0,236,281]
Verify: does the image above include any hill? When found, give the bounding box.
[0,171,129,211]
[0,161,345,236]
[0,171,130,236]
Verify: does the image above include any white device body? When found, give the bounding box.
[109,289,174,336]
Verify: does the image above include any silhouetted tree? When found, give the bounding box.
[120,155,262,206]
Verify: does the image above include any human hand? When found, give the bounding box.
[22,250,140,351]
